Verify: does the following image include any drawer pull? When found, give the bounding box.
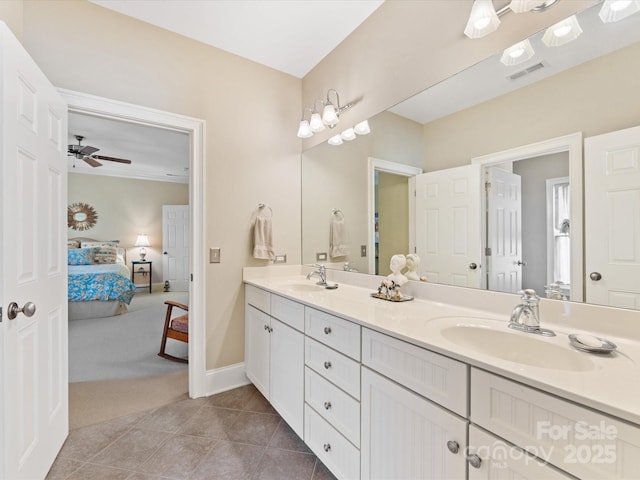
[323,443,331,452]
[467,454,482,469]
[324,401,332,410]
[323,361,332,369]
[446,440,459,454]
[324,326,332,335]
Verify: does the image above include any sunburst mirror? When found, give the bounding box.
[67,202,98,231]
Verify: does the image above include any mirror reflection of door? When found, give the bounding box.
[375,171,410,275]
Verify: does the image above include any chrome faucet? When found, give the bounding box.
[509,289,555,337]
[306,264,327,286]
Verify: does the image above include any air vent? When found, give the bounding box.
[508,62,545,81]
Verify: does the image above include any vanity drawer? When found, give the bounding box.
[305,307,361,361]
[271,294,304,332]
[245,284,270,314]
[362,328,468,417]
[305,405,360,480]
[471,368,640,480]
[305,367,360,447]
[305,337,360,400]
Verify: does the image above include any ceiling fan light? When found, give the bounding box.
[464,0,500,39]
[599,0,640,22]
[322,103,339,126]
[542,15,582,47]
[354,120,371,135]
[341,128,356,141]
[309,112,326,132]
[500,39,535,66]
[297,120,313,138]
[328,134,343,146]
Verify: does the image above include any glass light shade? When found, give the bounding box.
[322,103,339,126]
[296,120,313,138]
[135,234,151,247]
[309,112,326,132]
[328,134,343,146]
[354,120,371,135]
[599,0,640,22]
[464,0,500,39]
[500,39,535,66]
[542,15,582,47]
[508,0,547,13]
[340,128,356,141]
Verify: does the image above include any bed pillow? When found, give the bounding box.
[67,239,81,249]
[94,245,118,264]
[81,240,119,248]
[68,247,98,265]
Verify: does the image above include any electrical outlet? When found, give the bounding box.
[275,254,287,263]
[209,247,221,263]
[361,245,367,257]
[316,252,327,261]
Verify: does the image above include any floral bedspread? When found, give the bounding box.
[68,264,136,304]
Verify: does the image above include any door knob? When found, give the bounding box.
[516,260,527,266]
[163,251,168,255]
[590,272,602,281]
[469,263,478,270]
[7,302,36,320]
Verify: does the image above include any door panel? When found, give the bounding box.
[162,205,189,292]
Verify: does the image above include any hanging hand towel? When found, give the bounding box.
[253,216,275,260]
[330,216,350,257]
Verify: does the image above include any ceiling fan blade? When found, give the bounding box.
[92,155,132,165]
[78,145,99,156]
[83,156,103,168]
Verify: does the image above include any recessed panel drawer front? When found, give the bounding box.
[270,294,304,332]
[305,307,361,361]
[245,284,270,314]
[305,405,360,480]
[471,368,640,480]
[362,328,468,417]
[305,367,360,448]
[305,337,360,400]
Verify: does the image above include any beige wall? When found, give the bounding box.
[377,172,409,276]
[10,0,302,370]
[0,0,23,41]
[423,41,640,171]
[68,173,188,286]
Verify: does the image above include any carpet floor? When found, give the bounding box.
[69,291,189,383]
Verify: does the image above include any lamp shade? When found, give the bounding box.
[309,112,326,132]
[500,39,535,66]
[599,0,640,22]
[542,15,582,47]
[354,120,371,135]
[328,134,343,146]
[322,103,339,126]
[135,234,151,248]
[297,120,313,138]
[341,128,356,141]
[464,0,500,39]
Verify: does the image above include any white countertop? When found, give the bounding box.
[243,267,640,426]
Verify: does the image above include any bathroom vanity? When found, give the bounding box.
[243,266,640,480]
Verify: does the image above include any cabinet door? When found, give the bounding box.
[270,318,304,438]
[361,367,467,480]
[245,305,271,398]
[468,425,573,480]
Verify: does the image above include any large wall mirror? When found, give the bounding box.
[301,2,640,310]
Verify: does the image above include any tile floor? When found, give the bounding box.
[47,384,338,480]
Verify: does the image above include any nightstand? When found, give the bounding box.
[131,260,152,294]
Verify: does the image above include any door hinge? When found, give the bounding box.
[485,181,492,192]
[0,306,2,323]
[190,273,193,281]
[485,247,492,256]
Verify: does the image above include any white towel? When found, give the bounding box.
[330,217,350,257]
[253,217,275,260]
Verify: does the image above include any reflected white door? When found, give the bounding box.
[415,165,482,287]
[486,168,522,294]
[162,205,189,292]
[0,22,68,478]
[585,126,640,310]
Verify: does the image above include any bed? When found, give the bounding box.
[67,237,137,320]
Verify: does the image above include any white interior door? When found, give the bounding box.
[585,125,640,310]
[162,205,189,292]
[486,167,522,293]
[0,22,68,479]
[415,165,482,287]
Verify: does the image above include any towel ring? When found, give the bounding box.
[258,203,273,219]
[332,208,344,220]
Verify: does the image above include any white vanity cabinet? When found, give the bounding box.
[244,285,305,438]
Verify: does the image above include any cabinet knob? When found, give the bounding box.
[324,401,332,410]
[264,324,268,331]
[323,443,331,452]
[324,326,332,335]
[467,454,482,469]
[323,361,332,370]
[446,440,459,454]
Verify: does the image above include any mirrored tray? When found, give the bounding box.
[370,293,414,302]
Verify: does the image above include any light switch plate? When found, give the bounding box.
[316,252,327,261]
[209,248,221,263]
[275,254,287,263]
[361,245,367,257]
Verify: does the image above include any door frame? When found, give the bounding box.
[367,157,422,275]
[471,132,583,302]
[58,88,207,397]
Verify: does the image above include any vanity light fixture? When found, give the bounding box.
[464,0,559,39]
[542,15,582,47]
[297,89,356,138]
[328,134,343,146]
[354,119,371,135]
[296,107,313,139]
[328,119,372,146]
[309,100,326,133]
[341,128,357,141]
[599,0,640,23]
[500,39,535,66]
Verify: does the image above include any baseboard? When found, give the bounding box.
[203,362,250,397]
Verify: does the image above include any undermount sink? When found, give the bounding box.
[440,324,595,372]
[279,282,325,292]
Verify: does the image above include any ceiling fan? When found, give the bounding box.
[67,135,133,168]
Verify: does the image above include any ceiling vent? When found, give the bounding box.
[508,61,546,81]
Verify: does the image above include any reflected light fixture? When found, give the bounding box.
[500,39,535,66]
[465,0,558,39]
[135,234,151,261]
[341,128,356,141]
[297,89,356,138]
[354,120,371,135]
[328,119,372,146]
[542,15,582,47]
[599,0,640,23]
[328,134,343,146]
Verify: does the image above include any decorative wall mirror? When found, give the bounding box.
[67,202,98,231]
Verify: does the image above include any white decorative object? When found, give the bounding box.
[404,254,421,281]
[387,254,408,286]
